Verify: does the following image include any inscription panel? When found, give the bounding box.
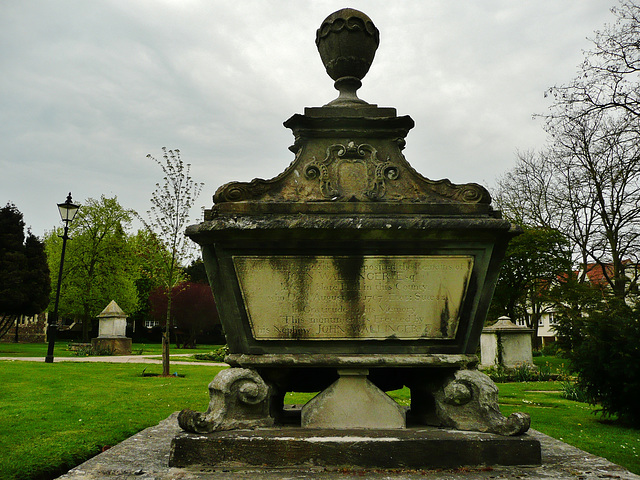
[233,255,473,341]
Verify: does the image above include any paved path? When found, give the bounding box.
[0,354,227,367]
[57,413,640,480]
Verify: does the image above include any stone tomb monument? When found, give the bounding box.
[91,300,132,355]
[481,316,534,369]
[171,9,540,469]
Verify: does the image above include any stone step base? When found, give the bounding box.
[170,427,541,469]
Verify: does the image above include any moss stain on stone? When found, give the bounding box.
[440,295,451,338]
[334,256,365,337]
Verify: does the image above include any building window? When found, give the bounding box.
[549,313,558,325]
[144,319,160,329]
[516,318,526,326]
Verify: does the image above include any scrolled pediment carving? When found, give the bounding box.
[304,141,400,201]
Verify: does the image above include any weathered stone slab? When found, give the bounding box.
[233,255,473,341]
[169,426,542,469]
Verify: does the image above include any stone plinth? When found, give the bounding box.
[91,337,132,355]
[480,317,533,368]
[301,369,405,429]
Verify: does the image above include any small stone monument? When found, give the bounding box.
[481,316,534,368]
[91,300,132,355]
[171,8,540,469]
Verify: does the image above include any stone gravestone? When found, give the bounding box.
[91,300,132,355]
[171,9,540,469]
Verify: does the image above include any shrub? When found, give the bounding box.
[556,299,640,425]
[483,363,554,383]
[561,381,590,403]
[193,345,229,362]
[71,345,115,357]
[541,342,560,356]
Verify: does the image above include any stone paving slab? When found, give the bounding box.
[57,413,640,480]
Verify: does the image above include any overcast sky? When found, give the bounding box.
[1,1,618,239]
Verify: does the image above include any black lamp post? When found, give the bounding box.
[45,193,80,364]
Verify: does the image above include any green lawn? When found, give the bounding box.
[499,381,640,474]
[1,357,638,479]
[0,341,222,358]
[0,361,224,480]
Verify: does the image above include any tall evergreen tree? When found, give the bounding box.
[0,203,51,340]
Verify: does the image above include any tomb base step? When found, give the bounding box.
[169,427,541,469]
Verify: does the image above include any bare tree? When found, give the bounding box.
[548,1,640,119]
[495,111,640,299]
[145,148,203,376]
[496,2,640,300]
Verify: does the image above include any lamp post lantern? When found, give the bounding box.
[45,193,80,363]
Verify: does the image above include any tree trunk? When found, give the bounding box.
[82,311,91,343]
[14,317,19,343]
[162,289,172,376]
[162,332,170,376]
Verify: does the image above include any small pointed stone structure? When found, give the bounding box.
[91,300,132,355]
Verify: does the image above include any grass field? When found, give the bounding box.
[0,361,224,480]
[0,341,222,358]
[1,351,638,479]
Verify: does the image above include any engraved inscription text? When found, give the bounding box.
[233,256,473,341]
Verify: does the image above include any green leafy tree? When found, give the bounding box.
[489,227,572,347]
[0,203,51,340]
[185,258,208,284]
[548,275,603,353]
[144,147,203,375]
[45,196,138,341]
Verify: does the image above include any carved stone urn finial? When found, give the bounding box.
[316,8,380,107]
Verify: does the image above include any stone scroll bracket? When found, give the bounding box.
[176,364,530,437]
[409,368,530,436]
[177,368,275,433]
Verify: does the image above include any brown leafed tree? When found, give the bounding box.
[149,281,219,349]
